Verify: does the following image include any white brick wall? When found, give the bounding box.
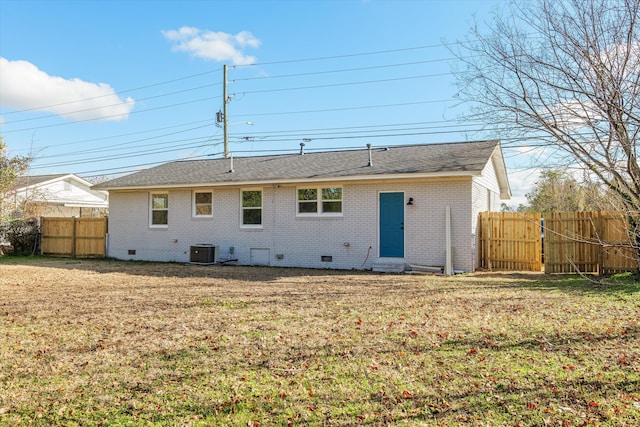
[107,176,502,272]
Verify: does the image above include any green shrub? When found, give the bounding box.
[1,218,39,255]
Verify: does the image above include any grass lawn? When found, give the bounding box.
[0,257,638,426]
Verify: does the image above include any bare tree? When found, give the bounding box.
[454,0,640,271]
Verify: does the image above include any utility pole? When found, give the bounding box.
[223,64,229,158]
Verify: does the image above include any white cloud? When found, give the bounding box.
[0,57,134,122]
[162,26,260,65]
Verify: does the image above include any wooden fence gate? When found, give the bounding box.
[544,211,637,274]
[478,211,637,274]
[40,217,108,258]
[478,212,542,271]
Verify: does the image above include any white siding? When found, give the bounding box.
[471,158,504,268]
[475,157,501,195]
[107,177,480,271]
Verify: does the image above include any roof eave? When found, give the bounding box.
[98,170,482,191]
[63,202,109,208]
[491,144,512,200]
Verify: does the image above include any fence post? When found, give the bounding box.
[487,213,492,271]
[71,218,77,258]
[39,217,44,255]
[596,211,603,276]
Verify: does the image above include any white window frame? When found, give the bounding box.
[149,192,169,228]
[240,188,263,228]
[192,190,213,218]
[296,186,343,217]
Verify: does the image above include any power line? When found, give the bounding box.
[235,43,457,66]
[23,120,556,167]
[31,139,217,169]
[18,114,567,169]
[10,118,216,153]
[1,82,222,126]
[233,58,459,82]
[6,44,455,120]
[2,95,222,133]
[8,75,455,130]
[2,56,456,124]
[76,140,555,180]
[1,68,223,117]
[29,129,467,171]
[231,73,452,97]
[1,40,557,177]
[234,100,458,120]
[37,128,218,160]
[231,119,481,136]
[28,120,482,162]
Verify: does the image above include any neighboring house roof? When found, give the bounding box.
[94,140,511,199]
[13,174,70,189]
[12,174,109,208]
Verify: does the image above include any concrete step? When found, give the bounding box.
[410,264,444,274]
[372,261,406,273]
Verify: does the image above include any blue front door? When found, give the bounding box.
[379,192,404,257]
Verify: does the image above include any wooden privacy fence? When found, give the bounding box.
[478,211,638,274]
[40,217,108,258]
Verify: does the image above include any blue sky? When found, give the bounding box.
[0,0,534,205]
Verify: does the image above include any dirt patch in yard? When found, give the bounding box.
[1,258,638,426]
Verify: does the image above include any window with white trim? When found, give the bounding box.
[193,191,213,217]
[241,189,262,227]
[297,186,342,216]
[150,192,168,227]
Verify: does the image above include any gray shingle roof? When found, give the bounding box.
[94,140,502,190]
[12,174,69,190]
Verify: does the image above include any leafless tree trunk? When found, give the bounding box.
[453,0,640,272]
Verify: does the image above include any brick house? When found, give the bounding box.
[93,140,510,272]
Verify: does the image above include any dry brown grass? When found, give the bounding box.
[0,258,639,426]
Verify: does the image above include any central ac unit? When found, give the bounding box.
[190,244,218,264]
